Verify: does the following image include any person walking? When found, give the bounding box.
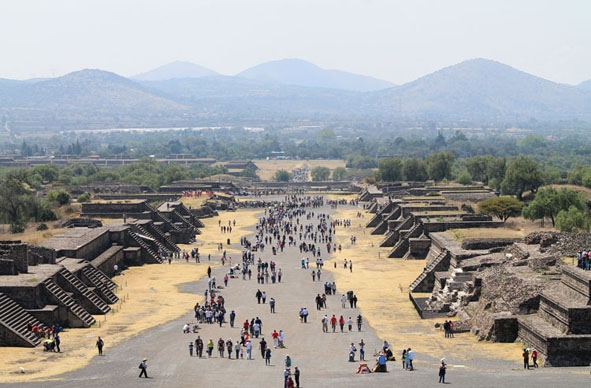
[341,294,347,308]
[138,358,148,378]
[96,336,104,355]
[270,297,276,313]
[195,336,203,358]
[265,347,272,365]
[188,342,194,357]
[522,348,530,369]
[531,349,538,368]
[407,348,415,371]
[356,314,363,331]
[439,359,447,383]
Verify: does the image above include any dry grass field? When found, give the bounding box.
[253,159,346,181]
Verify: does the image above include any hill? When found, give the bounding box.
[2,58,591,133]
[237,58,395,92]
[367,58,591,121]
[366,59,591,121]
[0,69,190,132]
[578,80,591,91]
[132,61,218,81]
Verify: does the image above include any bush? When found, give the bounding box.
[10,223,25,233]
[36,223,48,231]
[77,192,92,203]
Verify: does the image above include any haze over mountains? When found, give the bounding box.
[1,58,590,133]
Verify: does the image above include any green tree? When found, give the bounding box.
[478,196,524,222]
[466,155,505,185]
[273,169,291,182]
[522,187,584,227]
[501,156,544,200]
[402,158,429,182]
[332,167,347,181]
[556,206,587,232]
[0,170,34,232]
[456,170,472,185]
[311,166,330,181]
[47,189,72,206]
[376,158,403,182]
[426,152,455,182]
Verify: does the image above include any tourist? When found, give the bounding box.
[407,348,415,370]
[357,314,363,331]
[339,315,345,332]
[138,358,148,378]
[270,297,276,313]
[259,337,267,358]
[218,337,225,358]
[439,359,447,383]
[188,342,194,356]
[358,339,365,361]
[347,316,353,331]
[522,348,530,369]
[531,349,538,368]
[341,294,347,308]
[294,366,301,388]
[265,347,272,365]
[206,339,214,357]
[96,336,104,355]
[246,339,252,359]
[54,333,61,352]
[195,336,203,358]
[278,330,285,348]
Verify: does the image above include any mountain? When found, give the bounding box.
[367,58,591,121]
[578,80,591,91]
[237,58,395,92]
[1,58,591,133]
[132,61,218,81]
[0,69,190,132]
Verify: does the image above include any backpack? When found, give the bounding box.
[138,363,142,369]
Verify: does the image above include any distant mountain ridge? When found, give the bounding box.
[1,58,590,132]
[132,61,218,81]
[367,58,591,121]
[236,58,395,92]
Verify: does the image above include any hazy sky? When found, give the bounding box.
[1,0,589,85]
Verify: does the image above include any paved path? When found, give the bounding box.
[2,200,589,387]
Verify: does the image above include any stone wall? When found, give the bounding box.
[29,246,57,265]
[0,243,28,274]
[0,259,17,275]
[492,316,519,342]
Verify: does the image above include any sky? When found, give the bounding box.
[0,0,589,85]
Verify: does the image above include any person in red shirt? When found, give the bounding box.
[339,316,345,332]
[330,315,337,333]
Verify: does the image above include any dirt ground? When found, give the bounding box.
[253,159,346,181]
[0,195,536,382]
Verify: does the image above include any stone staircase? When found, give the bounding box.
[81,265,119,304]
[57,268,110,314]
[127,230,163,263]
[387,220,420,258]
[409,249,449,292]
[42,278,95,328]
[517,265,591,366]
[130,224,172,256]
[145,202,182,232]
[143,222,180,253]
[0,293,46,347]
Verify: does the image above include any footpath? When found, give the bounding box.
[2,199,589,388]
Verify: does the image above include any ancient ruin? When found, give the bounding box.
[0,199,203,347]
